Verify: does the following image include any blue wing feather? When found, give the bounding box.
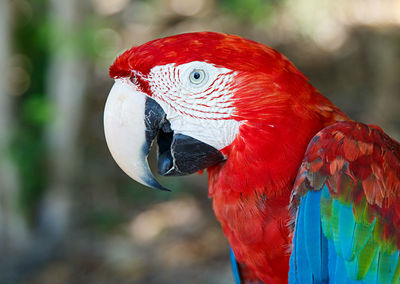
[289,195,314,283]
[290,189,356,283]
[304,190,329,282]
[230,246,241,284]
[327,240,338,282]
[289,189,400,283]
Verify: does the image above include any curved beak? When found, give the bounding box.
[104,79,225,191]
[103,80,168,190]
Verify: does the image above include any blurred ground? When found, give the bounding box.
[1,0,400,283]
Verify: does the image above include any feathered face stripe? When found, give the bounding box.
[145,61,237,120]
[130,61,242,151]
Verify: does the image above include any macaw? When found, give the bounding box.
[103,32,400,283]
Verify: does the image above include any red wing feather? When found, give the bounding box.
[292,121,400,247]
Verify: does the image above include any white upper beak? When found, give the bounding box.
[103,79,166,190]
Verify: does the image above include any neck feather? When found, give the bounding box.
[208,95,349,199]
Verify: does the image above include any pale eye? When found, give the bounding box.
[189,69,206,85]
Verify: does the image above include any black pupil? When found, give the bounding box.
[193,72,201,80]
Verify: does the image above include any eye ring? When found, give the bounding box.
[189,69,206,85]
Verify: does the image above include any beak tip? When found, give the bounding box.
[158,186,172,192]
[146,179,171,192]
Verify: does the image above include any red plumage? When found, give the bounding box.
[206,67,349,283]
[109,32,400,283]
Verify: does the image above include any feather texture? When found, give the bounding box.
[290,121,400,283]
[108,32,400,283]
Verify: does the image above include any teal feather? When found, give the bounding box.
[339,203,357,260]
[377,250,399,284]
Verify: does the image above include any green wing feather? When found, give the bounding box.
[290,121,400,283]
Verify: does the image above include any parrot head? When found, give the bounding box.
[104,32,335,191]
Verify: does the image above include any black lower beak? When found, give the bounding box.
[145,98,225,177]
[158,133,225,176]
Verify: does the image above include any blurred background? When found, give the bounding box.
[1,0,400,283]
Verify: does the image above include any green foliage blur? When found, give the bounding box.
[12,0,49,221]
[220,0,279,23]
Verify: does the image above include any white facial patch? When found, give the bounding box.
[143,61,241,150]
